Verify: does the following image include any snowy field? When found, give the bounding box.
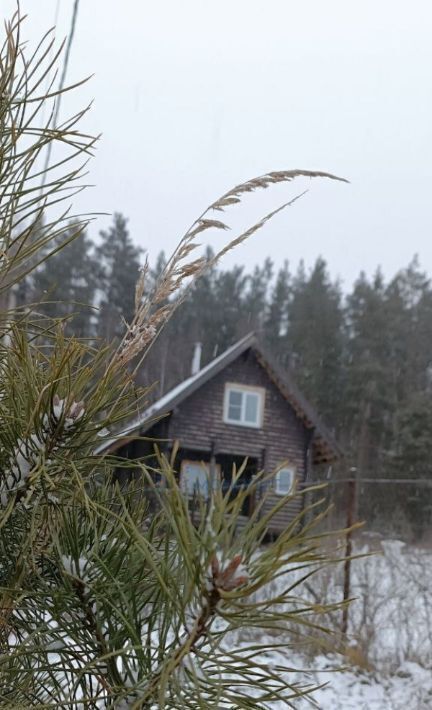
[232,538,432,709]
[44,537,432,707]
[229,645,432,709]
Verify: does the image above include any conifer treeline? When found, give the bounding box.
[23,213,432,532]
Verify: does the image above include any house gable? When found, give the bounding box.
[168,347,309,477]
[97,332,340,465]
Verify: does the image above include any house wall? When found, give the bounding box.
[162,348,312,532]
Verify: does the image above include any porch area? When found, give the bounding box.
[172,446,259,526]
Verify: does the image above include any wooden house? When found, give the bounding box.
[99,333,340,534]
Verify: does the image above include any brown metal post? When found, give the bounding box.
[341,478,356,637]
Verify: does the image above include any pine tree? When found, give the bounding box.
[390,393,432,536]
[264,260,291,362]
[286,258,344,425]
[344,261,432,481]
[343,270,391,474]
[243,258,273,335]
[140,248,220,394]
[386,257,432,398]
[96,213,143,342]
[30,223,99,338]
[150,250,167,285]
[176,253,248,367]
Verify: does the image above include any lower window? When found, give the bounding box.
[180,460,220,498]
[275,466,295,495]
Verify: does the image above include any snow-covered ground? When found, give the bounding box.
[233,538,432,709]
[309,657,432,709]
[41,537,432,707]
[230,646,432,709]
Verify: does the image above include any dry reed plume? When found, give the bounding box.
[117,170,348,366]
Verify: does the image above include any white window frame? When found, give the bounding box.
[223,383,265,428]
[275,466,296,495]
[180,460,221,498]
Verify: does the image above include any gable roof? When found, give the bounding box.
[97,333,341,463]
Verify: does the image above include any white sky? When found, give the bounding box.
[4,0,432,288]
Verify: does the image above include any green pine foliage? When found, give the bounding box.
[0,10,350,708]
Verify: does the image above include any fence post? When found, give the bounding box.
[341,478,356,637]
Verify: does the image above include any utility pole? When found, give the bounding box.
[341,478,356,637]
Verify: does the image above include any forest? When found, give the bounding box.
[20,213,432,537]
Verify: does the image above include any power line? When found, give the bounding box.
[53,0,80,127]
[40,0,81,188]
[313,477,432,485]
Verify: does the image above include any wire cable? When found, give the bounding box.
[40,0,80,189]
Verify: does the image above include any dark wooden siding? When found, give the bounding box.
[163,348,310,532]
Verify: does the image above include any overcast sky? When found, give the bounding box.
[5,1,432,288]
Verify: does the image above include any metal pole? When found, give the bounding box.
[341,478,356,637]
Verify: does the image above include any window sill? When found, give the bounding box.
[223,417,262,429]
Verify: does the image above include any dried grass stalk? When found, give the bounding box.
[116,171,346,366]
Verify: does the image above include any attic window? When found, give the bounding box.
[223,384,264,428]
[275,467,295,495]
